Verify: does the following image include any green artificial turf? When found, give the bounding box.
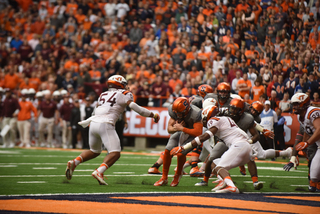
[0,148,311,196]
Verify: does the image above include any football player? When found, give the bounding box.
[284,93,320,192]
[205,82,232,112]
[154,97,203,186]
[171,105,253,193]
[65,75,160,185]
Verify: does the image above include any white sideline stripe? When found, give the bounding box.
[0,151,21,154]
[0,174,307,178]
[290,185,309,187]
[0,191,316,197]
[243,181,266,183]
[256,166,307,173]
[0,165,17,167]
[33,167,57,170]
[113,172,135,174]
[17,181,47,184]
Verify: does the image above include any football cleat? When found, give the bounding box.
[309,180,317,192]
[195,180,208,186]
[211,180,226,191]
[239,165,246,175]
[190,166,204,177]
[170,174,182,187]
[214,185,240,193]
[154,178,168,186]
[92,169,108,185]
[253,181,264,190]
[148,167,162,174]
[65,160,76,180]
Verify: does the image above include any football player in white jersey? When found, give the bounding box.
[65,75,160,185]
[171,105,253,193]
[287,93,320,191]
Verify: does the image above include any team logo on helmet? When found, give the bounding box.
[198,84,214,98]
[107,75,128,89]
[172,97,190,120]
[291,93,310,114]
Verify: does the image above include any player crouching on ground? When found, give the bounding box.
[171,105,254,193]
[65,75,160,185]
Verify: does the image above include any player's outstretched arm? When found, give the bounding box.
[296,118,320,151]
[170,127,218,156]
[255,122,274,139]
[127,101,160,123]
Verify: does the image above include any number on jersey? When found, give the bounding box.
[227,117,238,128]
[98,92,117,107]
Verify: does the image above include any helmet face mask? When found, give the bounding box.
[217,82,231,101]
[172,97,190,121]
[291,93,310,115]
[250,101,264,117]
[228,98,245,119]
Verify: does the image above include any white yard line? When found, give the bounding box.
[0,163,153,166]
[0,165,17,167]
[17,181,47,184]
[32,167,57,170]
[290,185,309,187]
[243,181,266,183]
[113,172,135,174]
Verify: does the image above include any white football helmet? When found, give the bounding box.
[291,93,310,114]
[36,91,43,97]
[21,89,28,95]
[230,94,242,99]
[203,98,217,109]
[201,105,219,126]
[53,90,61,97]
[107,75,127,89]
[27,88,36,94]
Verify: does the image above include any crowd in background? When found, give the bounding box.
[0,0,320,148]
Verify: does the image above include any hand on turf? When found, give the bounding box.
[283,156,299,171]
[295,142,309,151]
[263,129,274,139]
[153,113,160,123]
[170,146,184,156]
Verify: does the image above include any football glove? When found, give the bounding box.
[170,146,185,156]
[263,129,274,139]
[283,156,299,171]
[153,113,160,123]
[295,141,309,151]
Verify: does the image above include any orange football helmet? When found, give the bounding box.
[228,98,245,119]
[172,97,190,120]
[217,82,231,101]
[197,84,214,98]
[107,75,128,89]
[250,101,264,117]
[202,105,219,126]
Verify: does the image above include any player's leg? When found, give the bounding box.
[148,151,164,174]
[189,146,204,177]
[212,142,252,193]
[154,132,181,186]
[65,122,101,180]
[171,152,186,186]
[247,160,263,190]
[310,149,320,191]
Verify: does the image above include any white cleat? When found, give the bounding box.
[92,169,108,185]
[253,181,264,190]
[195,180,208,186]
[214,185,240,193]
[65,160,76,180]
[285,147,293,158]
[211,180,226,191]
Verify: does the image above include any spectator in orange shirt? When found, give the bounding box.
[168,72,183,92]
[237,73,252,98]
[17,89,37,148]
[188,65,200,79]
[4,68,21,90]
[181,81,197,97]
[89,64,102,82]
[251,78,265,102]
[64,55,79,73]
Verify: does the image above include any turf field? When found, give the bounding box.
[0,147,313,195]
[0,147,320,214]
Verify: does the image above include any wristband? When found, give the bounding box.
[194,137,201,145]
[248,139,253,144]
[182,142,193,150]
[205,130,214,138]
[290,156,296,163]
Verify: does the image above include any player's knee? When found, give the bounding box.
[110,151,121,160]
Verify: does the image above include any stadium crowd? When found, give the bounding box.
[0,0,320,149]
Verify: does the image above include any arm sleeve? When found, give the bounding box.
[129,102,152,117]
[277,117,285,126]
[182,122,203,137]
